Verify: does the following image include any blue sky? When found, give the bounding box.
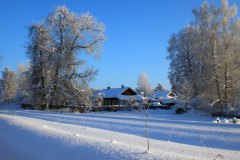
[0,0,240,90]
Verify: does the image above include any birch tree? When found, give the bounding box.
[168,0,240,112]
[192,0,240,111]
[218,0,240,107]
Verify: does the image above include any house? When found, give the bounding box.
[151,91,177,106]
[94,86,143,106]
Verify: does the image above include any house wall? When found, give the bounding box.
[103,98,119,106]
[168,92,176,98]
[122,88,137,96]
[103,98,128,106]
[119,100,127,106]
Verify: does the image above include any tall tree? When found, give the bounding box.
[137,72,152,97]
[168,26,199,97]
[27,23,51,108]
[47,6,105,106]
[26,6,105,108]
[168,0,240,112]
[193,2,224,109]
[218,0,240,106]
[192,0,240,111]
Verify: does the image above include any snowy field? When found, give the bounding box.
[0,105,239,160]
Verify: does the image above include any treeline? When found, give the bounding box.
[168,0,240,112]
[0,6,105,109]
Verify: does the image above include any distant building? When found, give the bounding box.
[151,91,177,105]
[93,86,143,106]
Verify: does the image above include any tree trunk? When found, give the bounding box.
[39,49,47,108]
[53,14,63,106]
[224,62,228,107]
[210,39,223,112]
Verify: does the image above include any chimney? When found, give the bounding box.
[121,85,125,88]
[107,86,110,89]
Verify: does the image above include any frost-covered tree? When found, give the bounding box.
[168,0,240,112]
[192,0,240,111]
[168,25,199,97]
[177,80,195,107]
[26,6,105,109]
[217,0,240,107]
[46,6,105,107]
[27,23,51,108]
[0,68,17,103]
[136,72,152,97]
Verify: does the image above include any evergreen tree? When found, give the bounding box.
[154,84,165,92]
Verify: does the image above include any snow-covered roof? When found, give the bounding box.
[93,87,143,101]
[101,87,131,98]
[152,91,176,99]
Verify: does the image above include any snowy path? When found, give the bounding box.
[0,105,239,160]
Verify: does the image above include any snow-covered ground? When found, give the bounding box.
[0,105,239,160]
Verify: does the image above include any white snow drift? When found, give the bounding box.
[0,105,239,160]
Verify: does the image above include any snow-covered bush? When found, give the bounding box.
[190,95,211,112]
[212,117,240,124]
[175,107,186,114]
[216,117,221,123]
[223,119,229,124]
[232,117,238,124]
[173,101,190,114]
